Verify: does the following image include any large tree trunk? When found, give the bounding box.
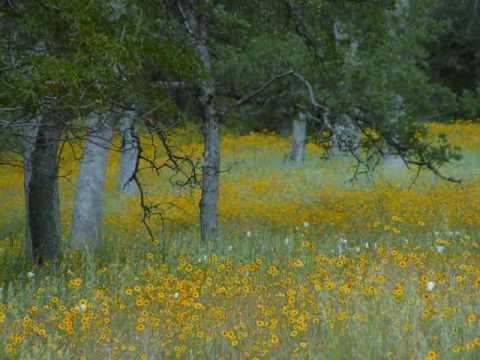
[23,118,40,260]
[70,115,113,250]
[177,1,220,242]
[28,116,63,264]
[287,112,307,163]
[118,111,139,194]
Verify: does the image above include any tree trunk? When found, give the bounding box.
[331,20,361,157]
[383,94,406,173]
[287,112,307,163]
[199,108,220,242]
[28,116,63,264]
[118,111,139,194]
[70,115,113,250]
[383,0,410,171]
[330,115,360,156]
[23,118,40,260]
[177,1,220,242]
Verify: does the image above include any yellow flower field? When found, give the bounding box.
[0,122,479,359]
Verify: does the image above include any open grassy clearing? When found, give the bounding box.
[0,122,479,359]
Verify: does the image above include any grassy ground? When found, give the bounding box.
[0,122,479,359]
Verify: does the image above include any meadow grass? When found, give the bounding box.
[0,123,479,359]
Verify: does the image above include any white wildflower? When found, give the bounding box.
[246,231,252,238]
[426,281,435,292]
[303,222,310,228]
[338,237,348,245]
[26,271,35,279]
[173,292,179,299]
[435,245,445,254]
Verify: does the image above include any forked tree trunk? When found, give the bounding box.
[118,111,139,194]
[28,116,63,264]
[70,115,114,250]
[23,118,40,260]
[287,112,307,163]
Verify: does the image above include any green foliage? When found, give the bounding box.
[459,87,480,120]
[426,0,480,118]
[0,0,199,121]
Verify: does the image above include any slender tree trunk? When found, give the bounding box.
[70,115,113,250]
[28,116,63,264]
[23,118,40,260]
[330,115,361,156]
[384,94,406,172]
[199,107,220,242]
[118,111,139,194]
[287,112,307,163]
[330,20,361,157]
[177,1,220,241]
[385,0,409,172]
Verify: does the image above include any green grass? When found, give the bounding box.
[0,133,479,359]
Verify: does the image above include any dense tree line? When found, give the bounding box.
[0,0,469,264]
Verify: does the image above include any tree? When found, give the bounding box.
[0,0,181,262]
[118,111,139,194]
[70,115,114,250]
[22,118,40,260]
[287,111,307,163]
[28,116,64,263]
[161,0,461,240]
[166,1,220,242]
[0,0,463,262]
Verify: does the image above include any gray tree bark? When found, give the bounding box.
[330,20,361,156]
[287,112,307,163]
[70,115,113,250]
[330,115,361,156]
[177,1,220,242]
[22,118,40,260]
[199,106,220,242]
[384,1,410,172]
[28,116,63,264]
[384,94,406,171]
[118,111,139,194]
